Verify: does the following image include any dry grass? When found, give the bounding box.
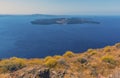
[0,43,120,78]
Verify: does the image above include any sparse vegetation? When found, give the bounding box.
[63,51,74,57]
[104,46,111,52]
[77,57,88,64]
[90,51,97,56]
[44,58,57,68]
[101,55,116,64]
[0,57,26,73]
[87,48,94,52]
[44,56,53,62]
[27,59,43,65]
[53,55,62,59]
[0,43,120,78]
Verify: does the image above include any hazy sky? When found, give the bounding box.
[0,0,120,15]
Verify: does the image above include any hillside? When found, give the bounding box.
[0,43,120,78]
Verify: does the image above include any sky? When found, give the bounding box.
[0,0,120,15]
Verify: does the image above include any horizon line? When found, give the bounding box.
[0,13,120,16]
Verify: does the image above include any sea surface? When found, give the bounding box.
[0,15,120,58]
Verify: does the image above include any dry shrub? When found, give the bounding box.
[45,58,57,68]
[27,59,43,65]
[101,56,116,65]
[0,57,26,73]
[104,46,111,52]
[63,51,74,57]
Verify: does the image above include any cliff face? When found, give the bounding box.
[0,43,120,78]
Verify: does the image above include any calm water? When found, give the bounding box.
[0,15,120,58]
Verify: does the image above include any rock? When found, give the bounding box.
[50,70,66,78]
[9,66,50,78]
[8,66,66,78]
[37,68,50,78]
[98,74,106,78]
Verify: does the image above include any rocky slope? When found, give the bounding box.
[0,43,120,78]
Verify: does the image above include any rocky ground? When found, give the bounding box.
[0,43,120,78]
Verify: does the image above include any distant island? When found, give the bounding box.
[31,18,100,25]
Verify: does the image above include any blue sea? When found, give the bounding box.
[0,15,120,58]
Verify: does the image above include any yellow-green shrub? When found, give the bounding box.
[87,49,93,52]
[63,51,74,57]
[101,56,116,64]
[27,59,43,65]
[45,58,57,68]
[87,49,97,56]
[0,57,26,73]
[104,46,111,52]
[90,51,97,56]
[54,55,62,60]
[44,56,53,62]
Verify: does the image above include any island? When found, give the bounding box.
[31,18,100,25]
